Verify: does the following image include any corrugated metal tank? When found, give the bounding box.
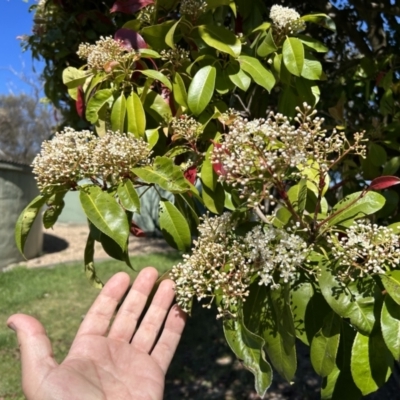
[0,160,43,269]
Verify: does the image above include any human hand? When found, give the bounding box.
[7,267,186,400]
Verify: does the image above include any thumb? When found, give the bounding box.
[7,314,58,397]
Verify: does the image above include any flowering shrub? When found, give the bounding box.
[17,1,400,398]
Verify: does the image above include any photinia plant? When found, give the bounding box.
[17,1,400,398]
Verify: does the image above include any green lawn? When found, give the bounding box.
[0,254,321,400]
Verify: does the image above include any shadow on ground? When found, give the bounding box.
[42,234,69,254]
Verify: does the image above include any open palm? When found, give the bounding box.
[7,268,186,400]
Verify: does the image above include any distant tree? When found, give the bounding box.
[0,94,54,164]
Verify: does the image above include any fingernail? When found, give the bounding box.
[7,322,16,332]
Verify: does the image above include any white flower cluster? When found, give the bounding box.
[32,128,151,192]
[245,225,309,288]
[180,0,207,19]
[77,36,137,72]
[212,106,367,205]
[160,46,190,66]
[171,115,203,142]
[269,5,305,32]
[171,213,310,317]
[328,220,400,279]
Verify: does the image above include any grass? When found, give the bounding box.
[0,253,323,400]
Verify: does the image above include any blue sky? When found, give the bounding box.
[0,0,44,95]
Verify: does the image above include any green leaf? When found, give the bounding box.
[159,200,191,251]
[257,29,277,58]
[117,180,140,213]
[197,25,241,57]
[327,191,385,227]
[111,92,126,133]
[188,65,216,116]
[139,69,172,90]
[145,128,159,149]
[287,178,307,215]
[165,18,181,49]
[301,13,336,31]
[132,156,191,193]
[80,186,129,251]
[319,262,379,335]
[282,37,304,77]
[383,156,400,175]
[380,271,400,305]
[143,89,172,122]
[100,230,133,269]
[244,284,297,382]
[310,311,341,377]
[138,48,161,58]
[201,147,218,190]
[141,20,176,50]
[301,57,323,80]
[223,314,273,397]
[381,294,400,361]
[62,67,90,89]
[126,91,146,138]
[172,72,188,108]
[351,332,392,395]
[238,55,275,92]
[15,194,50,256]
[84,233,103,288]
[272,206,292,228]
[227,63,251,92]
[42,191,67,229]
[86,89,113,124]
[369,143,387,167]
[297,35,329,52]
[202,182,225,214]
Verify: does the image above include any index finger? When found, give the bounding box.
[76,272,131,337]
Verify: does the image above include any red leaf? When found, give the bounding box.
[114,28,148,50]
[369,176,400,190]
[110,0,154,14]
[130,221,146,237]
[184,165,197,185]
[210,140,227,176]
[76,86,85,118]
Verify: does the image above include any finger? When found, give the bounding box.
[151,305,186,374]
[130,279,176,353]
[76,272,131,337]
[108,267,159,342]
[6,314,58,397]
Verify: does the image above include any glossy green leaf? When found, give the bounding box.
[257,29,277,57]
[159,200,191,251]
[84,233,103,288]
[188,65,216,116]
[351,332,392,395]
[244,284,297,382]
[132,156,191,193]
[141,20,176,50]
[139,69,172,90]
[143,89,172,122]
[42,191,67,229]
[138,48,161,58]
[251,22,271,33]
[321,367,341,400]
[111,92,126,133]
[298,35,329,52]
[197,24,241,57]
[145,128,159,149]
[126,91,146,138]
[238,55,275,92]
[100,231,133,269]
[15,194,50,256]
[381,294,400,361]
[380,271,400,305]
[301,57,323,80]
[327,191,385,227]
[272,206,292,228]
[201,147,218,190]
[287,178,307,215]
[227,62,251,91]
[117,180,140,213]
[223,314,273,397]
[80,186,129,251]
[301,13,336,31]
[383,156,400,175]
[165,18,181,49]
[62,67,90,89]
[202,182,225,214]
[172,72,188,108]
[282,37,304,77]
[319,262,379,335]
[311,311,341,377]
[86,89,113,124]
